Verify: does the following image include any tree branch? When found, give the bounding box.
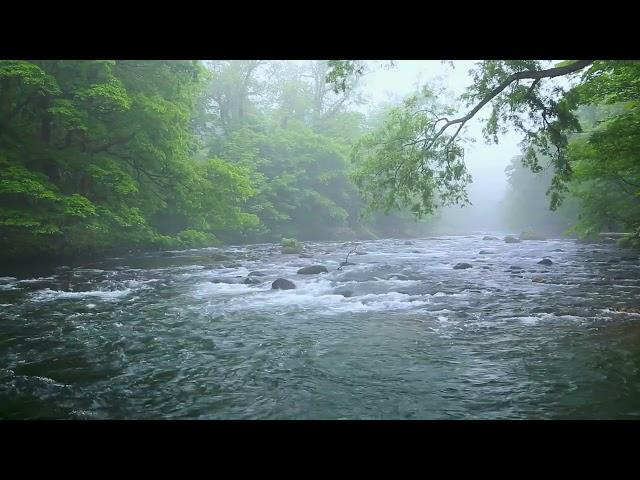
[429,61,593,148]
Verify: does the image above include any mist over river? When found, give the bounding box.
[1,234,640,419]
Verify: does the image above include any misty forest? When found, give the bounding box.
[1,60,640,419]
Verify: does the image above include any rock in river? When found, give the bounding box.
[504,236,521,244]
[483,236,499,241]
[538,258,553,266]
[272,278,296,290]
[453,263,473,269]
[333,288,354,298]
[297,265,328,275]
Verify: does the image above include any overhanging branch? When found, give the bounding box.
[429,61,594,148]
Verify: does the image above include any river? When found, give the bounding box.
[1,234,640,419]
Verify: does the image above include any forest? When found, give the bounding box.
[1,60,639,264]
[3,60,640,421]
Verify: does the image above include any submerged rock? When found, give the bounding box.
[243,277,261,285]
[248,271,266,277]
[282,246,303,254]
[355,251,368,255]
[532,276,546,283]
[211,277,243,284]
[552,249,564,252]
[222,262,242,269]
[297,265,328,275]
[453,263,473,270]
[340,261,356,267]
[403,241,415,245]
[479,250,496,255]
[333,288,354,298]
[538,258,553,266]
[299,253,313,258]
[483,236,499,241]
[504,236,521,244]
[209,252,232,261]
[272,278,296,290]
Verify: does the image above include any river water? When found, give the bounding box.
[1,234,640,419]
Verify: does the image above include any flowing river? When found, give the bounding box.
[1,234,640,419]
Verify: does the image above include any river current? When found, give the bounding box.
[1,234,639,419]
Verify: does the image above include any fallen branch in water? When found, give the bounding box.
[337,243,360,270]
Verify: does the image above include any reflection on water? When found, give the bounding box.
[1,234,639,419]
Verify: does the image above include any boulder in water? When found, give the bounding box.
[281,238,303,254]
[248,271,266,277]
[483,236,499,241]
[243,277,261,285]
[272,278,296,290]
[538,258,553,266]
[453,263,473,269]
[504,236,521,244]
[532,276,546,283]
[297,265,328,275]
[404,240,415,245]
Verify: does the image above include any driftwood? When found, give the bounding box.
[337,243,360,270]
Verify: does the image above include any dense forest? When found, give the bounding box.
[1,60,639,264]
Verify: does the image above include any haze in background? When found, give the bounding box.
[361,60,523,233]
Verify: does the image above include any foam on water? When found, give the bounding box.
[29,287,134,302]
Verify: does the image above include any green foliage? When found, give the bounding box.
[351,86,471,218]
[0,60,251,262]
[281,237,303,254]
[281,237,299,248]
[6,59,637,263]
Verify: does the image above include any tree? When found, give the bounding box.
[0,60,257,260]
[330,61,594,206]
